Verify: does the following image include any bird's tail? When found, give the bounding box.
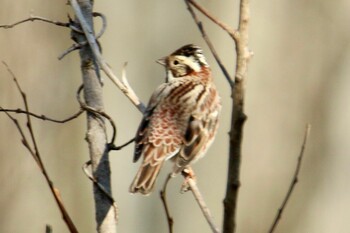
[129,161,164,195]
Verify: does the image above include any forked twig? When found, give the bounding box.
[160,174,174,233]
[186,0,238,40]
[268,124,311,233]
[70,0,146,113]
[58,12,107,60]
[185,0,233,87]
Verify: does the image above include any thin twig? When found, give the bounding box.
[160,174,174,233]
[182,169,221,233]
[76,85,117,145]
[185,0,234,87]
[70,0,146,113]
[187,0,238,40]
[58,44,82,60]
[0,108,84,123]
[1,63,78,233]
[58,12,107,60]
[268,124,311,233]
[108,137,135,151]
[82,160,119,222]
[0,15,69,29]
[1,109,37,161]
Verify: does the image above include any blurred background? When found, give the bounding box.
[1,0,349,232]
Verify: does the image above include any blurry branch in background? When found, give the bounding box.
[0,62,78,233]
[0,107,84,123]
[185,0,252,233]
[0,15,69,28]
[268,124,311,233]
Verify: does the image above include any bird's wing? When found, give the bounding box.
[173,85,221,173]
[133,83,182,163]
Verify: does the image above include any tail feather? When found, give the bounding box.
[129,161,164,195]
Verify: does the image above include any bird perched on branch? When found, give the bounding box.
[130,44,221,195]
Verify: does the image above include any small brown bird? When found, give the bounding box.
[130,44,221,195]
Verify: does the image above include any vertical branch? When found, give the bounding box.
[70,0,117,232]
[223,1,251,233]
[185,1,252,232]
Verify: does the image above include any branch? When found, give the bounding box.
[1,62,78,233]
[82,160,119,222]
[69,1,118,232]
[0,107,84,123]
[70,0,146,113]
[185,0,252,232]
[160,174,174,233]
[76,85,118,145]
[108,137,135,151]
[187,0,238,41]
[0,15,69,29]
[268,124,311,233]
[185,0,234,87]
[182,168,221,233]
[58,12,107,60]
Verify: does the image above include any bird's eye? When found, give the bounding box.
[173,60,179,65]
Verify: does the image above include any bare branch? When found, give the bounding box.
[268,124,311,233]
[76,85,118,145]
[187,0,238,41]
[69,1,118,232]
[58,43,82,60]
[58,12,107,60]
[0,107,84,123]
[82,160,119,222]
[184,0,234,87]
[1,63,78,233]
[0,15,69,29]
[182,168,220,233]
[108,137,135,151]
[160,174,174,233]
[184,1,252,232]
[70,0,146,113]
[222,1,251,232]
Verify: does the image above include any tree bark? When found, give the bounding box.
[223,0,250,232]
[71,0,117,232]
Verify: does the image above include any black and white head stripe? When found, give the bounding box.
[172,44,208,66]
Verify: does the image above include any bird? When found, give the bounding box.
[130,44,221,195]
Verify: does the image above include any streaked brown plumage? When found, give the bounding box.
[130,44,221,195]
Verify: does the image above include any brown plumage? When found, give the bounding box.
[130,44,221,195]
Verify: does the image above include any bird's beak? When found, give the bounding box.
[156,57,167,66]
